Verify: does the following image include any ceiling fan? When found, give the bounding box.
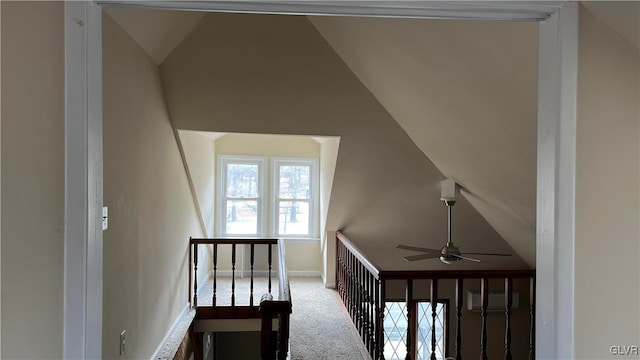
[397,180,512,264]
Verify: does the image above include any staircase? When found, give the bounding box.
[188,238,292,360]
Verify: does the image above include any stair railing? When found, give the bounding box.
[189,237,291,360]
[336,231,535,360]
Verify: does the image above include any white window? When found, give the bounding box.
[218,156,266,236]
[217,155,318,239]
[272,158,318,238]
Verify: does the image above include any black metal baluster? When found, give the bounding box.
[455,278,463,360]
[231,243,236,307]
[268,243,273,294]
[189,238,192,306]
[193,243,198,306]
[504,277,513,360]
[480,278,489,360]
[378,279,386,360]
[430,279,438,360]
[529,277,536,360]
[213,243,218,306]
[406,279,414,360]
[250,243,255,306]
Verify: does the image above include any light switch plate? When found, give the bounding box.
[120,330,126,355]
[102,206,108,230]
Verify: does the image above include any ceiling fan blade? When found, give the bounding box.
[462,252,512,257]
[402,253,441,262]
[451,254,482,262]
[396,245,440,253]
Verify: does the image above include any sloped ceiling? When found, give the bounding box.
[310,16,539,266]
[102,3,638,67]
[103,7,204,64]
[98,2,637,270]
[158,12,528,270]
[582,1,640,51]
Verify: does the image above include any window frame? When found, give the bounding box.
[216,155,319,239]
[217,155,267,237]
[271,157,319,239]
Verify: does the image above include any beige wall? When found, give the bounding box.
[319,138,340,284]
[160,13,526,280]
[575,5,640,359]
[178,130,216,236]
[215,133,320,159]
[102,15,207,359]
[1,2,65,358]
[215,133,323,274]
[310,16,539,267]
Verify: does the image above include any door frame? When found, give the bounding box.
[64,1,577,358]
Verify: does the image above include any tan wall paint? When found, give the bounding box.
[216,133,320,159]
[102,15,207,359]
[160,13,526,276]
[319,138,340,285]
[310,16,539,267]
[178,130,216,237]
[215,133,322,274]
[575,6,640,358]
[1,2,65,358]
[103,7,204,65]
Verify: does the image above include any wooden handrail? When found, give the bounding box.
[189,237,291,360]
[190,238,279,245]
[277,239,292,305]
[259,240,292,310]
[336,231,536,360]
[336,231,382,279]
[337,231,534,280]
[379,269,534,280]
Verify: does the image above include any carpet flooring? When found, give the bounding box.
[198,276,370,359]
[288,277,370,360]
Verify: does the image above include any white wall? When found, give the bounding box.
[575,5,640,358]
[1,2,65,358]
[102,14,207,359]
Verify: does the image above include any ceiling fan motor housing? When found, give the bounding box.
[440,179,459,203]
[440,244,462,264]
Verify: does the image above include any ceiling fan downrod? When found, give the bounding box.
[444,199,455,247]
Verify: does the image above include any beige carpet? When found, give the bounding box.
[201,276,370,359]
[288,277,370,360]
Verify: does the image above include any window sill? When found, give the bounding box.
[281,237,321,243]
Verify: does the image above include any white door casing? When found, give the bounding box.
[64,1,102,359]
[67,1,576,358]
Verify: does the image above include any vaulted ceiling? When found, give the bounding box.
[101,3,637,269]
[310,16,539,267]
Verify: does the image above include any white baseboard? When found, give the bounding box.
[149,303,190,360]
[289,271,321,277]
[150,270,212,360]
[324,282,336,289]
[199,270,213,291]
[212,270,322,278]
